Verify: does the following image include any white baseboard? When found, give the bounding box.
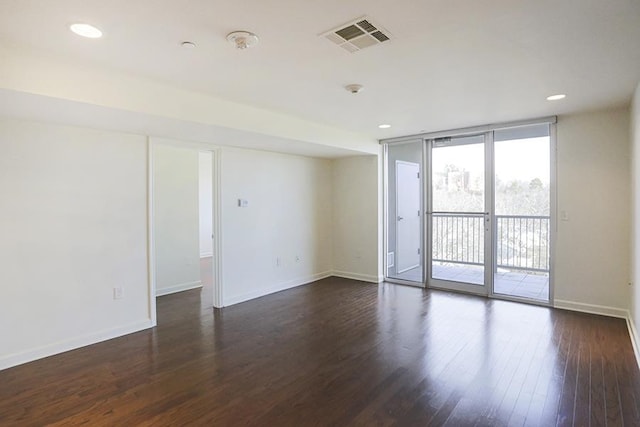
[554,299,628,319]
[627,314,640,371]
[156,281,202,297]
[0,319,154,371]
[553,300,640,370]
[200,252,213,258]
[332,270,383,284]
[223,271,333,307]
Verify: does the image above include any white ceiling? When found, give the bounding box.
[1,0,639,140]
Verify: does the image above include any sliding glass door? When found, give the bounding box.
[427,135,491,294]
[384,121,554,304]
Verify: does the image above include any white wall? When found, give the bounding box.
[153,144,201,296]
[0,44,378,155]
[631,82,640,338]
[555,107,630,313]
[0,118,151,370]
[220,147,333,305]
[0,119,349,369]
[199,152,213,258]
[332,155,381,282]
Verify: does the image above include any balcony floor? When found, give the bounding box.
[494,269,549,301]
[391,264,549,302]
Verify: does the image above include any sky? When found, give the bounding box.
[432,137,550,185]
[495,137,550,184]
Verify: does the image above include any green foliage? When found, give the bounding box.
[433,176,549,216]
[495,178,549,216]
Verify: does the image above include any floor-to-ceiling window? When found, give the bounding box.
[383,119,555,305]
[492,125,551,302]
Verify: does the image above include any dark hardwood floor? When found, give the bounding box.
[1,273,639,426]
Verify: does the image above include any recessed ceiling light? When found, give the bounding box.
[181,41,196,49]
[378,124,391,129]
[546,94,566,101]
[345,84,364,94]
[70,23,103,39]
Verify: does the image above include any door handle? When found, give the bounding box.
[398,216,404,221]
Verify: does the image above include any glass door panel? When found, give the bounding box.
[493,125,551,302]
[383,121,553,304]
[429,135,488,292]
[386,141,424,284]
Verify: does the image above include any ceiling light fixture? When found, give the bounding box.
[378,124,391,129]
[546,94,566,101]
[181,41,197,49]
[226,31,259,50]
[69,23,103,39]
[345,84,363,94]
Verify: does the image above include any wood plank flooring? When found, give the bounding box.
[1,277,639,426]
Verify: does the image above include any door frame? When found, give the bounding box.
[147,138,224,328]
[383,142,426,288]
[425,132,493,296]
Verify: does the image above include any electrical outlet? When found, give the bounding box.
[113,287,124,300]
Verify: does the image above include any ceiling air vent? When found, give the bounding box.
[321,16,392,53]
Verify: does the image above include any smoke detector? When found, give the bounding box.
[321,16,392,53]
[226,31,259,50]
[345,84,364,94]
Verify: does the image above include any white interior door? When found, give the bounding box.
[396,161,421,273]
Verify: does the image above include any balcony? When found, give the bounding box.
[394,214,550,301]
[432,213,550,300]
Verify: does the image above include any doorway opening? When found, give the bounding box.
[150,142,220,323]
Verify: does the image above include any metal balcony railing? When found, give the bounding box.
[432,213,484,266]
[496,215,550,272]
[432,214,550,272]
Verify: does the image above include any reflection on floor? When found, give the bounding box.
[4,278,637,425]
[199,256,214,310]
[390,263,549,302]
